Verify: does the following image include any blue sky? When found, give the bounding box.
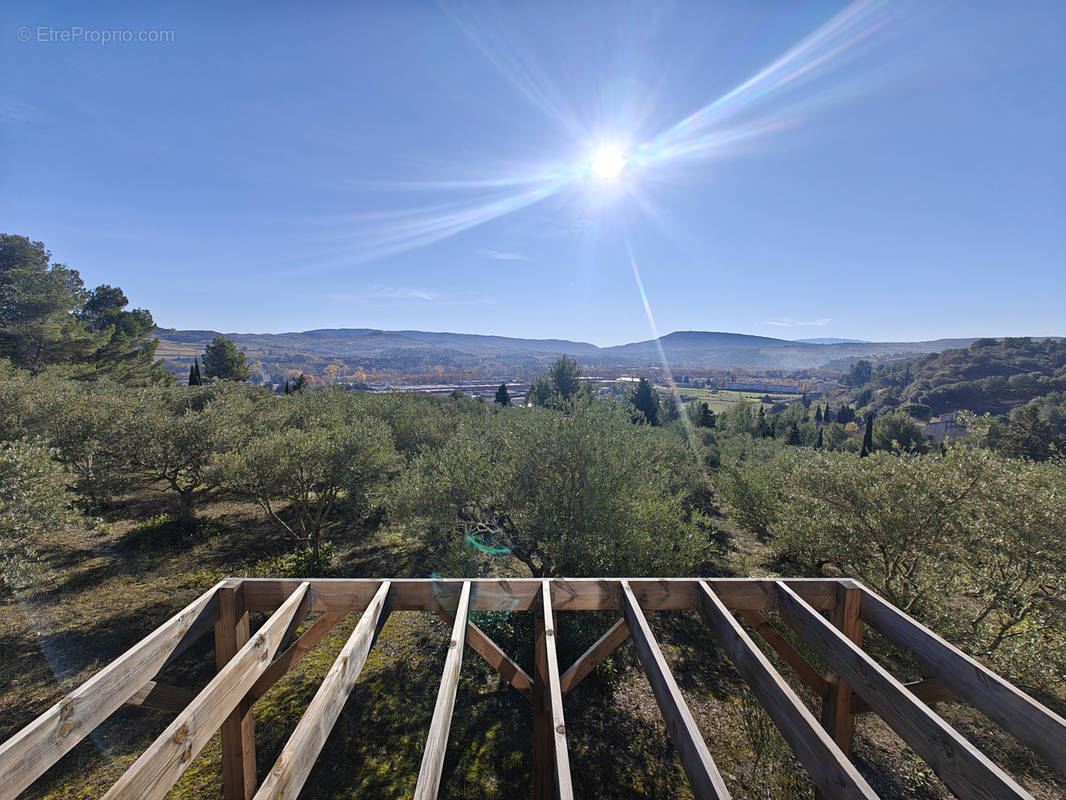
[2,1,1063,346]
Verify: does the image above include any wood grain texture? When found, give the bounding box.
[696,583,878,800]
[216,584,256,800]
[773,582,1032,800]
[820,586,863,754]
[413,581,471,800]
[620,581,731,800]
[541,581,574,800]
[0,581,222,800]
[248,611,348,703]
[254,581,392,800]
[238,577,841,614]
[858,586,1066,776]
[101,583,311,800]
[850,678,959,715]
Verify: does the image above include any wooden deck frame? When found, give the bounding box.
[1,577,1063,800]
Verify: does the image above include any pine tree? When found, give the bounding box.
[630,377,660,425]
[494,382,510,406]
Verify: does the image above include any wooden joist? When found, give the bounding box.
[101,583,311,800]
[850,677,959,714]
[695,582,878,800]
[238,577,842,614]
[413,581,471,800]
[0,580,221,800]
[540,581,574,800]
[435,609,533,700]
[858,586,1066,776]
[124,681,197,714]
[620,581,731,800]
[559,618,629,695]
[772,581,1033,800]
[254,581,392,800]
[249,611,348,703]
[2,576,1060,800]
[736,609,828,698]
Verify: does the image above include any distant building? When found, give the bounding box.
[922,411,967,443]
[724,382,801,394]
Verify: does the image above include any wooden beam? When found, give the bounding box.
[238,578,842,614]
[254,581,392,800]
[101,583,311,800]
[541,581,574,800]
[560,618,629,696]
[216,584,256,800]
[435,609,533,701]
[620,581,731,800]
[736,610,828,698]
[413,581,471,800]
[858,586,1066,777]
[696,582,878,800]
[534,598,552,800]
[821,585,863,753]
[125,682,197,714]
[772,582,1032,800]
[248,611,347,703]
[0,581,222,800]
[851,678,959,715]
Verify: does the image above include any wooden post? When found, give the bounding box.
[533,601,553,800]
[215,583,256,800]
[820,584,862,754]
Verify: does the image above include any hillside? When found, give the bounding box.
[154,326,987,379]
[861,337,1066,415]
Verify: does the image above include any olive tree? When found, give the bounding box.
[222,387,400,560]
[0,439,78,587]
[391,403,710,577]
[117,383,260,530]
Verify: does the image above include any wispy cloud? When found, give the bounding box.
[768,317,831,328]
[373,287,437,301]
[480,248,527,261]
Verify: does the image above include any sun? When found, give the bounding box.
[590,146,627,180]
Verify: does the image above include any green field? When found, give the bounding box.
[663,386,801,412]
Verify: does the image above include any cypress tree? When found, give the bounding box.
[860,411,875,457]
[494,382,510,406]
[188,363,196,386]
[816,427,823,449]
[814,405,823,424]
[787,421,802,446]
[823,404,833,424]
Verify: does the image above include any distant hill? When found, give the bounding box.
[795,337,870,344]
[153,326,999,379]
[860,337,1066,415]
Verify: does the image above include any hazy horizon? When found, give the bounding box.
[4,1,1064,345]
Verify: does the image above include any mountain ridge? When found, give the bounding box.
[151,326,1038,376]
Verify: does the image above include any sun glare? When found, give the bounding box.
[590,146,627,180]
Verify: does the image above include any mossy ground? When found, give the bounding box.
[2,492,1062,799]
